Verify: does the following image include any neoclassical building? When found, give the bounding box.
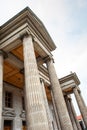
[0,7,87,130]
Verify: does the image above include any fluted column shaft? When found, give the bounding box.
[70,99,82,130]
[23,35,49,130]
[51,91,62,130]
[65,96,77,130]
[79,92,86,108]
[40,79,53,130]
[46,57,73,130]
[0,52,3,130]
[73,88,87,128]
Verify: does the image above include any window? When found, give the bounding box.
[22,97,25,110]
[5,91,12,108]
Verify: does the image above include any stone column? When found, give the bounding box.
[79,91,86,108]
[23,34,49,130]
[65,96,77,130]
[70,98,82,130]
[51,91,62,130]
[46,56,73,130]
[40,79,53,130]
[0,51,4,130]
[73,87,87,128]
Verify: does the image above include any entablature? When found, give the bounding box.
[59,73,80,94]
[0,7,56,53]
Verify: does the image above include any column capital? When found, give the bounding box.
[0,50,8,59]
[73,87,78,92]
[73,87,81,94]
[64,95,72,102]
[20,30,34,42]
[44,55,54,63]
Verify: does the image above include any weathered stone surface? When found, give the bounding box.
[40,79,53,130]
[79,92,86,108]
[0,53,3,130]
[65,96,78,130]
[23,35,49,130]
[51,91,62,130]
[70,98,82,130]
[73,88,87,128]
[46,57,73,130]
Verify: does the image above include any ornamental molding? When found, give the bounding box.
[2,108,16,117]
[20,110,26,118]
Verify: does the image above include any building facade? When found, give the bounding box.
[0,7,87,130]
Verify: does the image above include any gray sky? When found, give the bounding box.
[0,0,87,115]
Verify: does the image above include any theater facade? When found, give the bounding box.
[0,7,87,130]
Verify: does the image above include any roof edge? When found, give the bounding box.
[0,7,56,51]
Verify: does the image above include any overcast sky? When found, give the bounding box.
[0,0,87,115]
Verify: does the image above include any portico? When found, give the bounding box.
[0,7,72,130]
[60,72,87,130]
[0,7,86,130]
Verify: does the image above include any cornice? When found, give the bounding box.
[0,7,56,52]
[59,72,80,86]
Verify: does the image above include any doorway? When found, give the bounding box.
[4,120,12,130]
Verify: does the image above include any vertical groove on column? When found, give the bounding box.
[65,96,77,130]
[51,91,62,130]
[73,88,87,128]
[46,59,73,130]
[23,35,49,130]
[70,99,82,130]
[41,79,53,130]
[0,55,3,130]
[79,92,86,108]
